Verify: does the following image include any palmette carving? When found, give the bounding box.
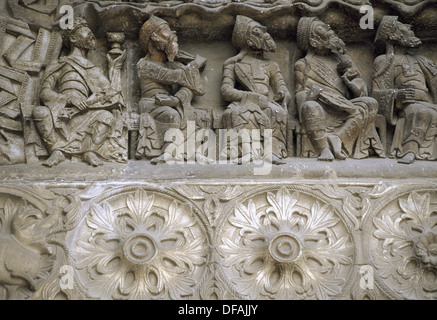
[218,187,354,299]
[369,191,437,299]
[174,185,244,227]
[73,189,209,299]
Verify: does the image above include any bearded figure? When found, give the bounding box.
[135,16,209,164]
[220,15,290,165]
[372,16,437,164]
[295,17,384,161]
[33,17,127,167]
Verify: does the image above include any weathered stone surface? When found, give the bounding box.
[1,0,437,300]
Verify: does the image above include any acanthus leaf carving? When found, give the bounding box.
[73,188,209,300]
[218,187,354,299]
[0,193,64,299]
[370,191,437,299]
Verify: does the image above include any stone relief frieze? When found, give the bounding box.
[71,186,209,299]
[0,181,436,299]
[363,186,437,299]
[2,2,437,166]
[1,0,437,301]
[217,186,354,299]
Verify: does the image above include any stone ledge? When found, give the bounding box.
[1,158,436,183]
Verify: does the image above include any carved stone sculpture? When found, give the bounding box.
[2,0,437,303]
[32,17,127,167]
[0,195,58,299]
[372,16,437,164]
[366,190,437,299]
[295,17,384,161]
[218,187,354,299]
[73,188,209,299]
[135,16,209,164]
[221,15,290,164]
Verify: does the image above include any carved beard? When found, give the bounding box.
[325,35,346,55]
[74,35,96,51]
[399,35,422,48]
[165,36,179,62]
[247,34,276,52]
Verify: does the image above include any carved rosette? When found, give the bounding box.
[368,190,437,299]
[217,187,354,299]
[73,188,209,300]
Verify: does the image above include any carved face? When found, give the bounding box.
[71,26,96,51]
[152,26,179,62]
[310,22,346,55]
[393,22,421,48]
[247,23,276,52]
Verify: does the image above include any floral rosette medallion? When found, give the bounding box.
[72,188,209,299]
[368,191,437,299]
[218,187,354,299]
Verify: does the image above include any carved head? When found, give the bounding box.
[62,17,96,51]
[297,17,346,55]
[232,15,276,52]
[139,16,179,62]
[375,16,421,48]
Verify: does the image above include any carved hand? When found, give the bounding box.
[336,53,353,71]
[107,50,127,70]
[306,84,323,101]
[274,89,291,109]
[188,55,207,71]
[67,96,88,111]
[395,88,417,101]
[247,92,269,109]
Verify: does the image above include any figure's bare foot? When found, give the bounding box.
[43,150,65,167]
[328,135,347,160]
[196,153,215,164]
[150,154,166,165]
[237,153,252,165]
[318,147,334,161]
[271,154,286,165]
[398,152,415,164]
[83,151,103,167]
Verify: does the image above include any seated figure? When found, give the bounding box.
[372,16,437,164]
[294,17,384,161]
[33,17,127,167]
[135,16,209,164]
[220,15,290,164]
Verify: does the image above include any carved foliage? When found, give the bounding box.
[73,188,209,299]
[218,187,354,299]
[0,193,59,299]
[370,191,437,299]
